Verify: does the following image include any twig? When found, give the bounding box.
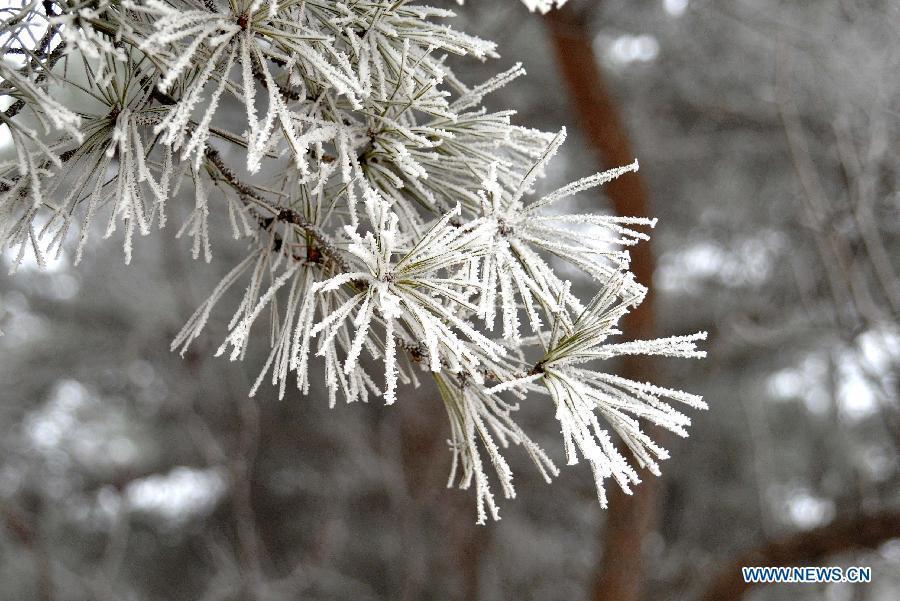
[202,147,352,274]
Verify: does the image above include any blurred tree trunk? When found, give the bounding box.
[1,498,54,601]
[400,396,487,600]
[544,5,659,601]
[698,511,900,601]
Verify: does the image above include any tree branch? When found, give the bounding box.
[202,147,352,274]
[2,24,66,121]
[698,511,900,601]
[544,6,659,601]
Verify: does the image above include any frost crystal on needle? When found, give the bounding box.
[1,0,705,522]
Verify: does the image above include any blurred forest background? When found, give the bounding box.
[1,0,898,600]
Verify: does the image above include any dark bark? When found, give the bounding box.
[1,497,54,601]
[399,396,488,601]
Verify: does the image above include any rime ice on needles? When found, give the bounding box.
[438,373,559,525]
[1,0,706,522]
[473,128,650,341]
[311,191,502,405]
[531,273,707,507]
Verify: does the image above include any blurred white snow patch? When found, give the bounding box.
[126,466,228,524]
[613,34,659,64]
[836,351,878,420]
[767,368,803,400]
[824,582,855,601]
[658,231,784,292]
[858,327,900,373]
[25,379,89,450]
[0,247,79,302]
[836,327,898,420]
[766,356,830,414]
[766,342,890,420]
[859,445,896,481]
[594,33,660,66]
[520,0,568,12]
[0,289,47,341]
[23,379,158,480]
[456,0,568,13]
[785,487,835,530]
[663,0,689,17]
[879,538,900,562]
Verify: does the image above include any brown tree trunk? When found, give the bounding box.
[544,5,659,601]
[698,511,900,601]
[2,498,54,601]
[399,396,488,601]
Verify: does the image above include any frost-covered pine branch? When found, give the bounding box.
[1,0,705,523]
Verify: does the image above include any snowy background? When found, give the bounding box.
[1,0,898,600]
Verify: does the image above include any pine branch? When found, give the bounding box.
[2,35,66,120]
[202,147,352,274]
[1,0,706,523]
[544,6,661,596]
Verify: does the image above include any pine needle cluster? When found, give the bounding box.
[1,0,705,522]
